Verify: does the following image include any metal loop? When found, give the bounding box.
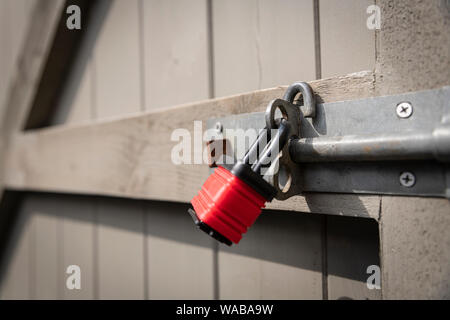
[265,99,289,130]
[282,82,316,118]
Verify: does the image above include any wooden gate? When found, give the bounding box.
[0,0,448,299]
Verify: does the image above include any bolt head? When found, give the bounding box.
[396,102,413,118]
[399,171,416,188]
[215,122,223,134]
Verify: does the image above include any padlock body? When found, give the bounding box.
[191,164,275,244]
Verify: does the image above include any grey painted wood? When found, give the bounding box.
[146,202,214,299]
[213,0,316,98]
[0,0,36,115]
[143,0,209,110]
[214,0,321,300]
[326,216,381,300]
[93,0,146,300]
[93,0,142,119]
[96,198,145,299]
[32,196,60,299]
[375,0,450,299]
[219,211,323,299]
[320,0,375,78]
[61,196,95,299]
[380,197,450,299]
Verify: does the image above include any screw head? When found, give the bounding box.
[396,102,413,118]
[399,171,416,188]
[215,122,223,134]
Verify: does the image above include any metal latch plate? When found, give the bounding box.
[207,87,450,198]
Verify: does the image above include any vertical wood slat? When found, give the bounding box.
[94,0,141,119]
[319,0,375,78]
[326,216,381,300]
[146,202,215,299]
[93,0,145,299]
[61,196,95,299]
[218,211,323,299]
[142,0,214,299]
[380,197,450,299]
[212,0,316,98]
[213,0,322,299]
[32,196,59,299]
[143,0,209,110]
[96,198,145,299]
[319,0,379,300]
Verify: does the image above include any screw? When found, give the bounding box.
[215,122,223,134]
[399,171,416,188]
[396,102,413,118]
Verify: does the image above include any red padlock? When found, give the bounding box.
[189,82,314,245]
[189,120,290,245]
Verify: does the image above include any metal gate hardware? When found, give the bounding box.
[206,86,450,199]
[189,83,311,245]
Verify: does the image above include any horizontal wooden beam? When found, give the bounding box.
[4,71,381,218]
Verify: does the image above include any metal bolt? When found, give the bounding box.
[399,171,416,188]
[396,102,413,118]
[215,122,223,134]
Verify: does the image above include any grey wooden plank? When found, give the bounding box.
[93,0,141,119]
[96,198,145,299]
[28,195,60,299]
[93,0,146,300]
[213,0,316,98]
[326,215,381,300]
[145,201,215,299]
[374,0,450,96]
[320,0,375,78]
[60,196,95,300]
[380,197,450,299]
[375,0,450,299]
[143,0,209,110]
[218,211,323,299]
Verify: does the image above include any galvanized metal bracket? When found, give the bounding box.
[207,86,450,199]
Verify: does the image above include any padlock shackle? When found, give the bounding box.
[252,119,291,173]
[243,128,270,166]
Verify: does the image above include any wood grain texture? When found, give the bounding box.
[218,211,323,299]
[374,0,450,96]
[213,0,316,97]
[0,0,64,137]
[375,0,450,300]
[143,0,209,110]
[319,0,375,78]
[380,197,450,299]
[3,72,379,217]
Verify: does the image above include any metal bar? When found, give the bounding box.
[290,126,450,163]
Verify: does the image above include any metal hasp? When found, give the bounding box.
[206,86,450,199]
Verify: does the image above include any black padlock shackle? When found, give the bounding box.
[252,119,291,174]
